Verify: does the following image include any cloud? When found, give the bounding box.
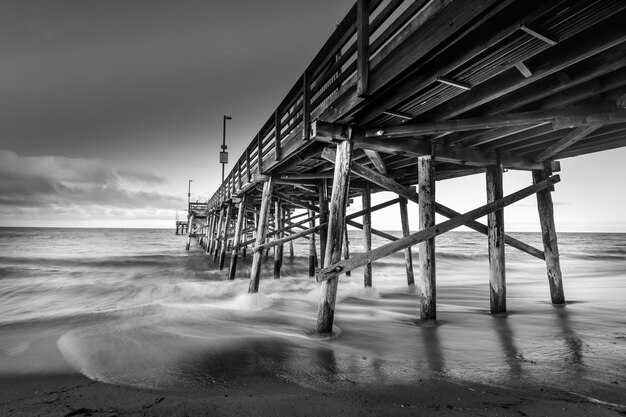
[0,150,183,222]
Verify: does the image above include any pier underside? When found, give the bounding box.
[189,0,626,333]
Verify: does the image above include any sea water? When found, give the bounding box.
[0,227,624,403]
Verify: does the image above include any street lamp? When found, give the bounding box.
[221,115,232,182]
[188,179,193,204]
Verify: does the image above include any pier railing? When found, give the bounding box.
[208,0,430,208]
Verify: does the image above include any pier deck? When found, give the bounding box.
[191,0,626,333]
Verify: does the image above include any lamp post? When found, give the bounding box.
[221,115,232,182]
[188,179,193,205]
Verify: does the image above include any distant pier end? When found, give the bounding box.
[185,0,626,334]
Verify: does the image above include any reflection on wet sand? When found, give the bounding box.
[493,315,523,376]
[555,306,585,370]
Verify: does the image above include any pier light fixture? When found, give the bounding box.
[221,115,232,182]
[188,179,193,204]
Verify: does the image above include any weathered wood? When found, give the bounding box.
[317,135,354,334]
[418,155,436,321]
[319,179,329,267]
[553,109,626,129]
[205,213,215,254]
[535,125,601,161]
[228,199,246,280]
[317,175,560,281]
[315,121,559,170]
[363,149,388,174]
[362,183,372,287]
[487,162,506,314]
[345,219,398,242]
[219,204,233,270]
[399,197,415,288]
[323,148,545,260]
[533,166,565,305]
[343,224,351,277]
[519,24,557,46]
[274,201,283,279]
[357,0,370,97]
[308,209,318,277]
[186,213,194,251]
[514,61,532,78]
[248,178,274,294]
[212,208,225,260]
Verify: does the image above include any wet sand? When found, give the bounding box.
[1,372,624,416]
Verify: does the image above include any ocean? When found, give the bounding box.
[0,227,624,404]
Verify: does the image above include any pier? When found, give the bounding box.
[185,0,626,334]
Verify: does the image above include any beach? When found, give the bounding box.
[0,228,624,415]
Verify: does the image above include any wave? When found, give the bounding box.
[0,254,196,269]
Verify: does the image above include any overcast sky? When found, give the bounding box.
[1,0,625,231]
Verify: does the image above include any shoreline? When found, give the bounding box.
[1,372,624,416]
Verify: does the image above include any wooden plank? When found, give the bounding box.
[399,197,415,288]
[418,155,436,321]
[303,71,311,140]
[520,24,557,46]
[552,110,626,129]
[357,0,370,97]
[317,174,560,281]
[365,105,616,138]
[532,166,565,304]
[317,136,354,334]
[275,110,282,161]
[362,183,372,287]
[248,177,274,294]
[535,125,602,161]
[514,61,533,78]
[363,149,388,174]
[228,199,246,280]
[487,162,506,314]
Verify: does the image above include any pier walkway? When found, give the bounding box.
[187,0,626,333]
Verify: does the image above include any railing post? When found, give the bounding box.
[357,0,370,97]
[303,71,311,140]
[275,109,282,161]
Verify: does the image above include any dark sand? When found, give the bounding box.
[1,373,624,416]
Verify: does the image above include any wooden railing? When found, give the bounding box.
[208,0,427,208]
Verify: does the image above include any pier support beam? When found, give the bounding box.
[319,179,329,267]
[274,201,283,279]
[316,137,354,334]
[186,213,195,251]
[212,208,224,260]
[362,183,372,287]
[206,213,215,254]
[399,197,415,288]
[487,161,506,314]
[533,165,565,304]
[308,209,318,277]
[219,204,232,270]
[228,199,246,280]
[418,155,436,321]
[343,224,351,277]
[248,177,274,293]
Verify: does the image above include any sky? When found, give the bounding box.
[1,0,625,232]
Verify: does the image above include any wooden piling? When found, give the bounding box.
[343,224,351,277]
[274,201,283,279]
[206,213,215,254]
[533,165,565,304]
[362,183,372,287]
[186,213,195,251]
[308,208,317,277]
[319,179,329,267]
[418,155,436,321]
[219,204,233,270]
[228,199,246,280]
[399,197,415,288]
[487,162,506,314]
[212,207,224,260]
[316,137,353,334]
[248,177,274,293]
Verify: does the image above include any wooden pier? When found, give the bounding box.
[186,0,626,334]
